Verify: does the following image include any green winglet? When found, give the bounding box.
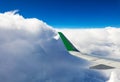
[58,32,79,51]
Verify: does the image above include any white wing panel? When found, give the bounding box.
[69,51,120,69]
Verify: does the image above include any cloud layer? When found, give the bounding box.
[0,11,107,82]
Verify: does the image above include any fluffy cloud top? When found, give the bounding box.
[0,11,106,82]
[0,10,52,33]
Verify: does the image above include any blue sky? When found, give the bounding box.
[0,0,120,28]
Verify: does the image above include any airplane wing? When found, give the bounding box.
[58,32,120,70]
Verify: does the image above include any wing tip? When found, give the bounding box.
[58,32,79,52]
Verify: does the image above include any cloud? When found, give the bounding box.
[106,70,120,82]
[0,10,106,82]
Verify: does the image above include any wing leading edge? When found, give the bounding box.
[58,32,120,70]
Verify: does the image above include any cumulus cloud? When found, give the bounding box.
[0,10,107,82]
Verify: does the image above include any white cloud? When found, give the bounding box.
[0,10,107,82]
[0,10,53,33]
[106,70,120,82]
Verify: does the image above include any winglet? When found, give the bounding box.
[58,32,79,52]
